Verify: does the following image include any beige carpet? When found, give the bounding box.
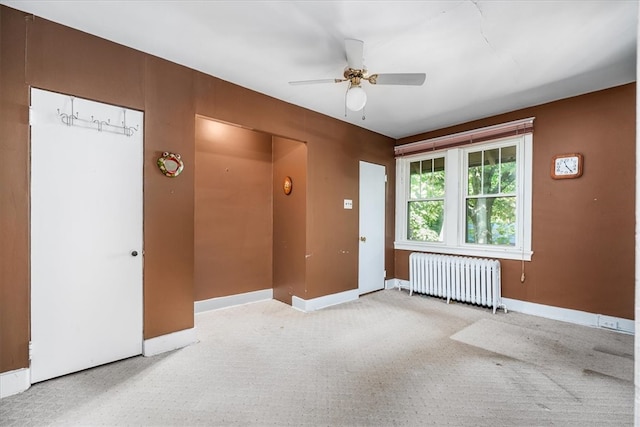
[450,318,633,382]
[0,290,634,426]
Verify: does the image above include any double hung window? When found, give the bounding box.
[395,124,533,261]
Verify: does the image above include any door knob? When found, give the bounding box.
[360,236,366,242]
[131,250,138,257]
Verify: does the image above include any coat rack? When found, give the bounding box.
[57,96,138,137]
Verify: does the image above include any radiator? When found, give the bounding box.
[409,253,506,314]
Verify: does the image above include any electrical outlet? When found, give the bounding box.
[344,199,353,209]
[600,320,618,330]
[598,315,619,330]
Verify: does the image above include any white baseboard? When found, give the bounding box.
[143,327,197,357]
[385,279,399,290]
[395,279,410,291]
[502,297,634,334]
[396,278,633,334]
[0,368,30,398]
[195,289,273,314]
[2,329,199,397]
[292,289,359,312]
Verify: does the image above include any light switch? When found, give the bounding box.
[344,199,353,209]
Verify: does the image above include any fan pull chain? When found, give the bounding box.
[344,91,348,117]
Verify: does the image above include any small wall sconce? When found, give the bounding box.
[283,176,292,195]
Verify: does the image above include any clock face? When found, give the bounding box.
[551,153,583,179]
[555,156,578,175]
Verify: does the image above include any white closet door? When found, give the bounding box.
[358,161,386,294]
[30,88,143,383]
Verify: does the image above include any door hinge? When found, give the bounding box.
[29,106,34,126]
[28,341,33,361]
[385,174,388,183]
[383,270,387,278]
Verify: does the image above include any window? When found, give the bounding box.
[395,132,533,261]
[408,157,445,242]
[465,145,517,246]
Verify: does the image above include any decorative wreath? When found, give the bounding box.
[157,152,184,177]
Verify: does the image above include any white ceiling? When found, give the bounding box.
[2,0,637,139]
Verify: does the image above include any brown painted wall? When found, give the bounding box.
[195,118,274,300]
[1,6,396,374]
[273,137,307,304]
[1,6,31,373]
[395,83,636,319]
[142,57,196,338]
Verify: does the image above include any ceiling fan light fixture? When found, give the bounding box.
[291,39,426,113]
[345,85,367,111]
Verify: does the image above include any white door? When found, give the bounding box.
[30,88,143,383]
[358,161,386,295]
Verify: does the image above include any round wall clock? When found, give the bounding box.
[551,153,583,179]
[283,176,292,195]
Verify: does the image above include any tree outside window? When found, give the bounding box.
[465,145,517,246]
[408,157,445,242]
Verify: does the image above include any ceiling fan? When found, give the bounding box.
[289,39,426,116]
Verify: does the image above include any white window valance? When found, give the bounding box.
[394,117,535,157]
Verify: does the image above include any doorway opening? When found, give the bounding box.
[194,116,307,306]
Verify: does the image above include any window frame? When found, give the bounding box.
[395,133,533,261]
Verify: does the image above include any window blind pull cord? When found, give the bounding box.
[518,123,526,284]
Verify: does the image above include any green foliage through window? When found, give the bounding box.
[408,157,445,242]
[466,146,517,246]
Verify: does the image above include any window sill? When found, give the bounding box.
[394,241,533,261]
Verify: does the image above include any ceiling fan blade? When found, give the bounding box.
[345,39,364,70]
[289,78,343,85]
[370,73,426,86]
